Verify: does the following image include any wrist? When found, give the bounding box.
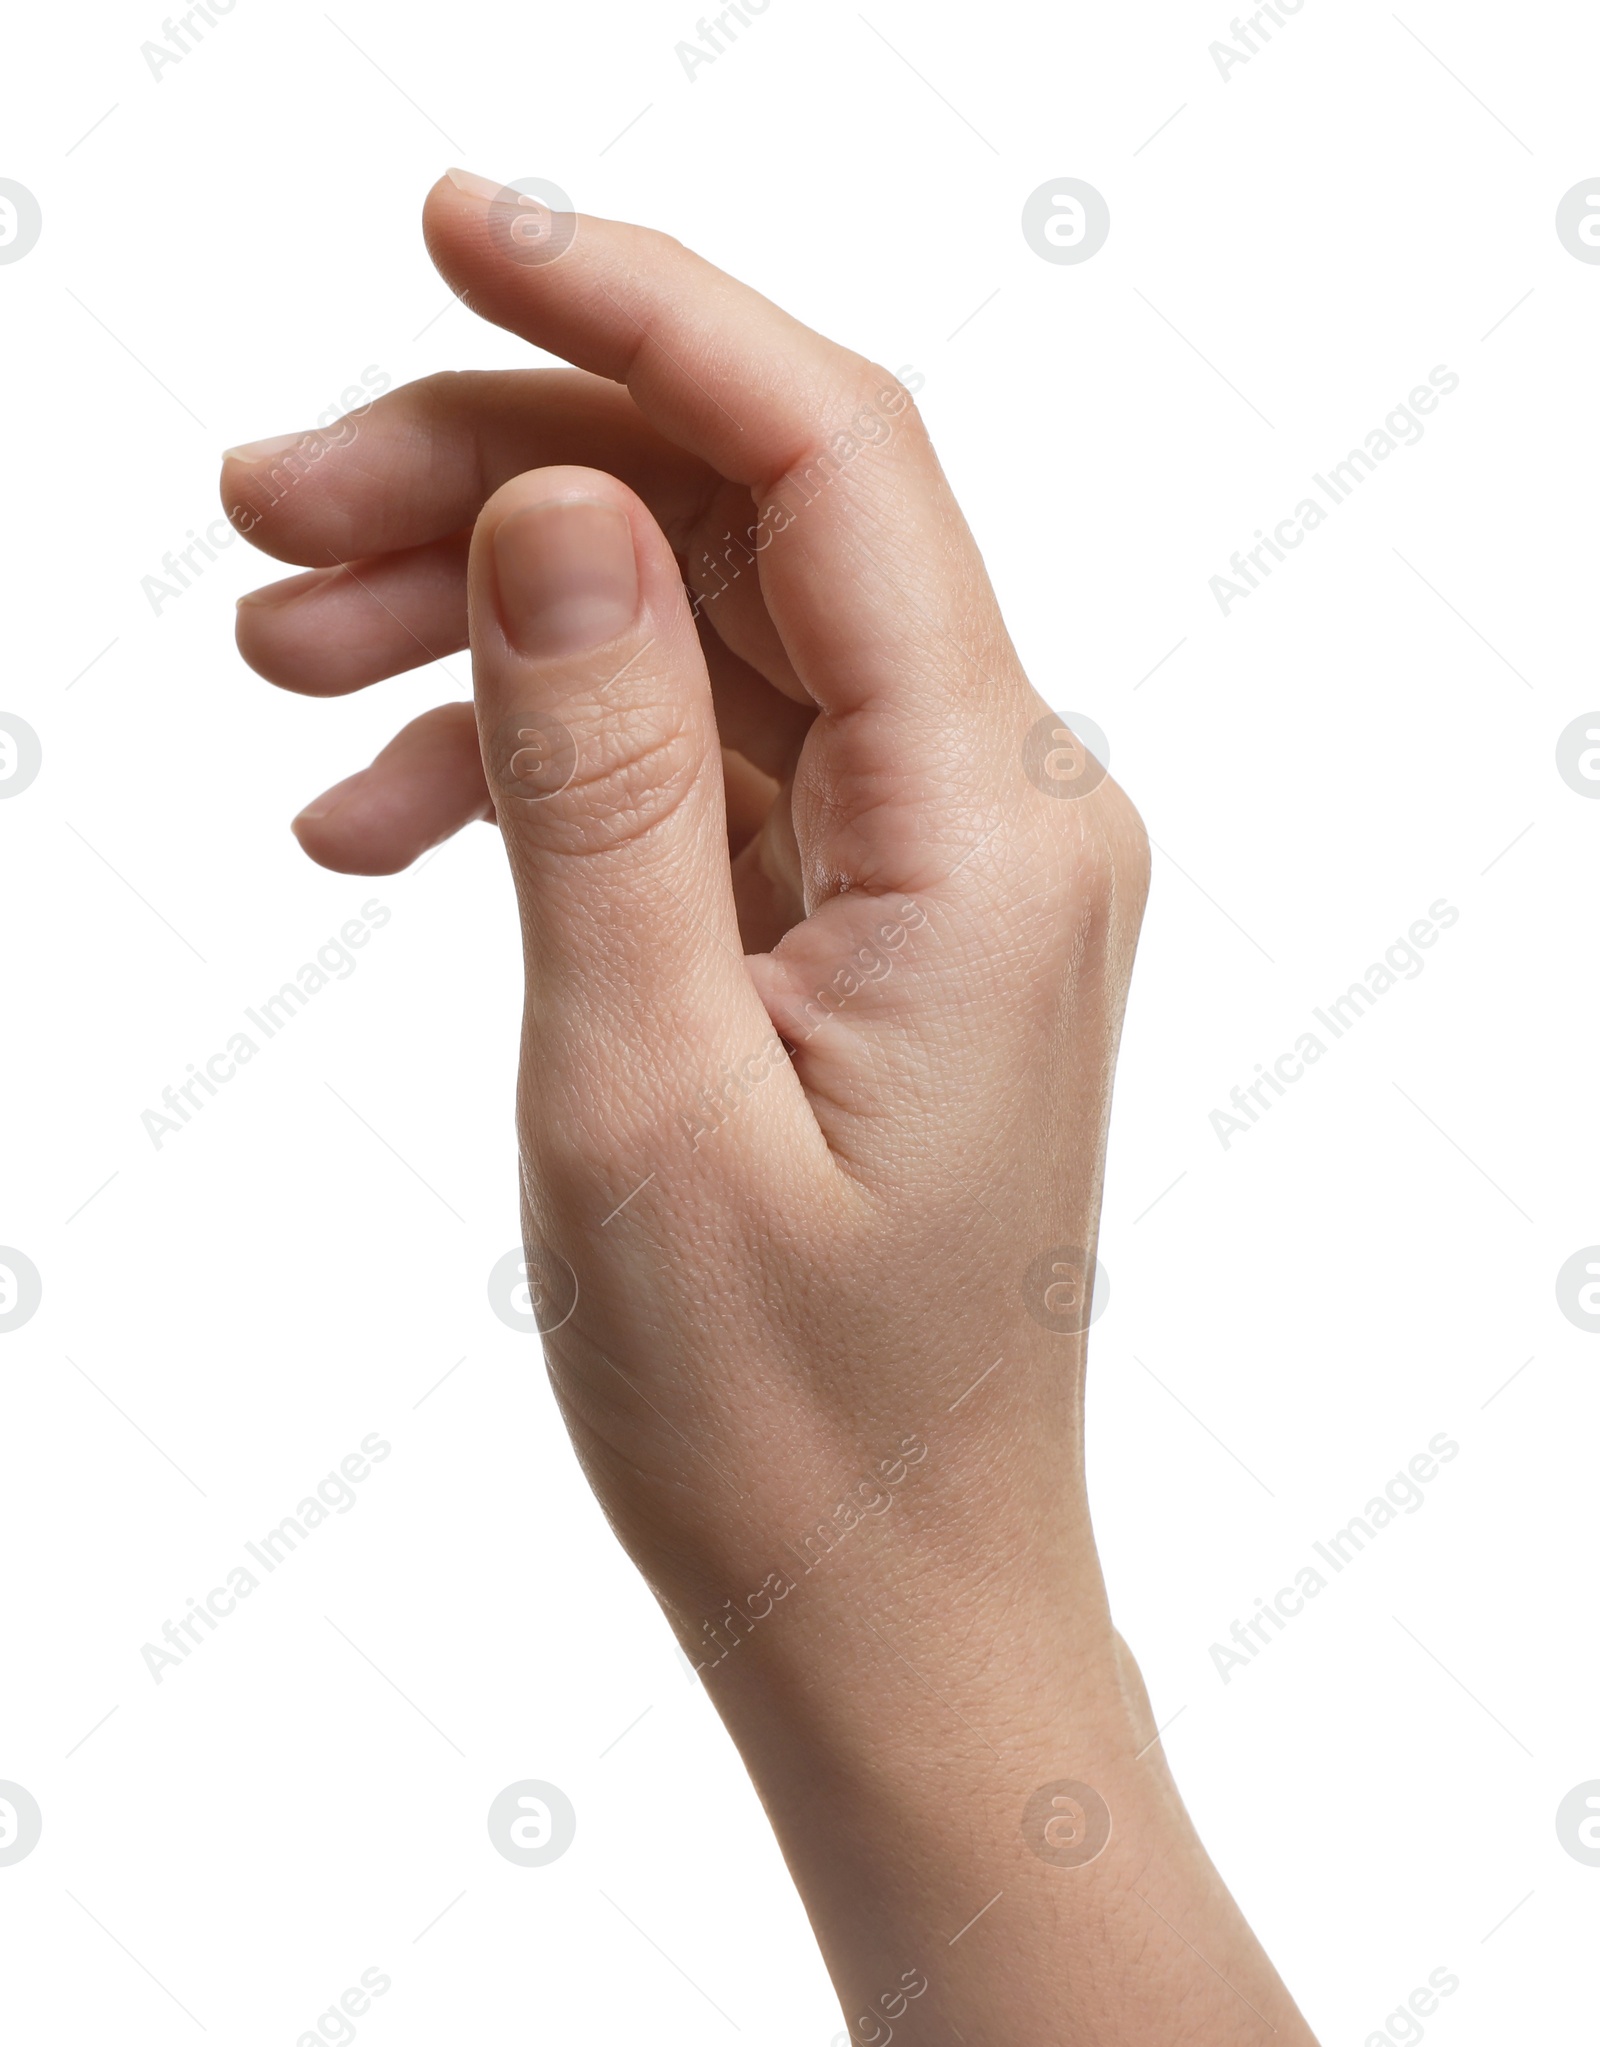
[675,1582,1313,2045]
[668,1506,1135,1860]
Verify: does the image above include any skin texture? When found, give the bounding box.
[223,171,1320,2045]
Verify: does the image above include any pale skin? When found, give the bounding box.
[223,169,1319,2045]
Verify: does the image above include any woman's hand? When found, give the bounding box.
[222,170,1314,2045]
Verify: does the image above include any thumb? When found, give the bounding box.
[467,467,776,1151]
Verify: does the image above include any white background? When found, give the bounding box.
[3,0,1597,2039]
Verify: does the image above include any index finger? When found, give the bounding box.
[425,172,1027,736]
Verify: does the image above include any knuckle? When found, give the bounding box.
[412,368,507,444]
[618,222,690,274]
[859,358,928,444]
[1099,777,1151,894]
[494,695,703,859]
[1062,777,1151,925]
[411,368,466,419]
[1024,774,1150,942]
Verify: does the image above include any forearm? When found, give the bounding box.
[683,1530,1316,2044]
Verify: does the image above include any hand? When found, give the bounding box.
[223,169,1315,2045]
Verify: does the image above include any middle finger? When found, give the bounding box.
[222,367,713,566]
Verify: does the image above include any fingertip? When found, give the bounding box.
[234,568,363,696]
[422,166,495,262]
[289,773,372,871]
[289,812,391,876]
[289,798,433,878]
[288,705,492,874]
[217,466,262,543]
[423,167,584,317]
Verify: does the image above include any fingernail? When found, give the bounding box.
[223,432,308,465]
[492,499,639,659]
[445,166,532,205]
[292,771,365,829]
